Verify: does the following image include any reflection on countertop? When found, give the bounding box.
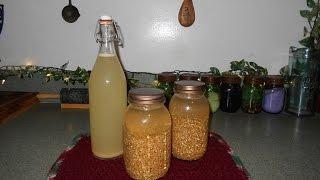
[210,111,320,179]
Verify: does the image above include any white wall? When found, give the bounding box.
[0,0,306,74]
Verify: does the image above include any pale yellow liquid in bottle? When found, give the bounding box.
[89,53,127,159]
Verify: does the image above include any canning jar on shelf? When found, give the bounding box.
[262,75,285,114]
[157,72,177,107]
[242,76,264,114]
[123,88,171,180]
[179,72,200,81]
[286,46,318,116]
[201,73,221,113]
[220,76,242,113]
[169,80,210,160]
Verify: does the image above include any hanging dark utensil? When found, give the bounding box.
[62,0,80,23]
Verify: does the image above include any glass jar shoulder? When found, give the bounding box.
[169,93,209,114]
[91,54,124,74]
[220,83,242,98]
[171,93,208,103]
[242,84,264,96]
[264,86,284,92]
[220,83,241,92]
[206,84,220,93]
[124,104,171,134]
[243,83,264,89]
[89,54,126,84]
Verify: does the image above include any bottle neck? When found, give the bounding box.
[98,24,117,55]
[99,41,116,55]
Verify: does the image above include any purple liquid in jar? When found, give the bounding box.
[262,87,285,113]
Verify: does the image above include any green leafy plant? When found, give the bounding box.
[0,62,140,87]
[127,78,139,89]
[299,0,320,50]
[209,67,221,76]
[0,62,90,85]
[0,59,268,89]
[210,59,268,77]
[279,65,289,76]
[279,65,290,88]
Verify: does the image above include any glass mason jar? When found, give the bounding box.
[169,80,210,160]
[179,72,200,81]
[242,76,264,114]
[123,88,171,179]
[201,73,221,113]
[157,72,177,107]
[262,75,285,114]
[286,47,319,116]
[220,76,242,113]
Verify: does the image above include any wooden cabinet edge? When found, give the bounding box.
[37,93,60,100]
[61,103,89,109]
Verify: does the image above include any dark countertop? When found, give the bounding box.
[0,103,319,180]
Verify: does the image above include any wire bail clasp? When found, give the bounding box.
[94,19,124,47]
[113,21,124,47]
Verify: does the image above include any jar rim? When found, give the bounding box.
[201,73,221,84]
[128,88,165,105]
[244,75,264,85]
[221,75,241,84]
[179,73,199,81]
[174,80,205,93]
[265,75,284,86]
[158,72,176,83]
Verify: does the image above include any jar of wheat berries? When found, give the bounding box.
[123,88,171,179]
[169,80,210,160]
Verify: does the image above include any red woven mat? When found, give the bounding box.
[48,132,248,180]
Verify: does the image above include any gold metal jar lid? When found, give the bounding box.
[201,73,221,84]
[221,75,241,84]
[158,72,176,83]
[179,73,199,81]
[265,75,284,87]
[174,80,205,94]
[128,88,165,105]
[244,75,264,85]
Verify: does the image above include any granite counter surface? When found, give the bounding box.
[0,103,319,180]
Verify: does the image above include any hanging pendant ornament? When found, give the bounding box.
[178,0,195,27]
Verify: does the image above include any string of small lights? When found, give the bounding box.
[0,64,211,88]
[0,59,269,87]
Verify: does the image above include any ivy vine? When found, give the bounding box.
[300,0,320,50]
[210,59,268,77]
[0,62,90,85]
[0,59,268,87]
